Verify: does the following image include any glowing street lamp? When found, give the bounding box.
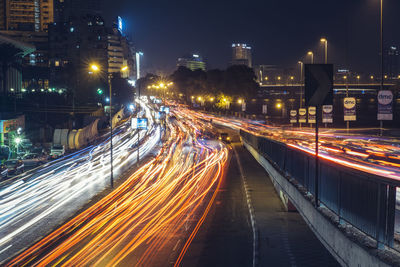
[320,38,328,64]
[90,64,99,72]
[307,51,314,64]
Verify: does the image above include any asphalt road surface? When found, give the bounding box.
[182,141,339,267]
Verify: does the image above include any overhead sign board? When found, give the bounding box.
[290,110,297,123]
[344,97,356,121]
[322,105,333,123]
[160,106,170,114]
[131,118,148,130]
[377,90,393,120]
[298,108,307,123]
[305,64,333,106]
[308,106,316,124]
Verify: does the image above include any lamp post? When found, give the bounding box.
[379,0,384,136]
[298,61,304,109]
[90,64,128,188]
[307,51,314,64]
[320,38,328,64]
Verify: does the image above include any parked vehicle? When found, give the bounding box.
[5,159,24,175]
[22,153,47,167]
[50,144,65,159]
[0,164,8,179]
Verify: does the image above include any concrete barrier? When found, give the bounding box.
[242,140,391,267]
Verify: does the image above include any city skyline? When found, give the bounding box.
[102,0,400,74]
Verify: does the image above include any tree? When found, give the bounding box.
[224,65,259,98]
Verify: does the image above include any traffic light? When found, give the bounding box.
[97,88,103,95]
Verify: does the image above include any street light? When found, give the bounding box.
[320,38,328,64]
[89,64,128,188]
[298,61,304,108]
[307,51,314,64]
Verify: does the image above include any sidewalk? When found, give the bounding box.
[232,143,339,267]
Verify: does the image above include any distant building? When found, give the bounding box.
[177,54,206,71]
[231,43,252,68]
[384,46,399,79]
[0,0,54,32]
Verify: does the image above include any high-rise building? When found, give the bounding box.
[384,46,399,79]
[177,54,206,71]
[0,0,54,32]
[231,43,252,68]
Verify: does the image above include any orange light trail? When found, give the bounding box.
[7,111,229,267]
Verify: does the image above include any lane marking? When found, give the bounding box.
[232,145,258,267]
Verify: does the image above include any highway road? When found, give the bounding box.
[5,109,229,266]
[181,108,400,180]
[0,103,159,262]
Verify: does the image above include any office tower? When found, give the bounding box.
[231,43,252,68]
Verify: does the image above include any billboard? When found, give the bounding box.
[131,118,148,130]
[377,90,393,120]
[322,105,333,123]
[344,97,356,121]
[290,110,297,123]
[0,115,25,134]
[299,108,307,123]
[308,106,316,124]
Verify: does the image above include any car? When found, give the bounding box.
[50,144,65,158]
[4,159,24,175]
[219,133,231,144]
[22,153,46,167]
[0,164,8,179]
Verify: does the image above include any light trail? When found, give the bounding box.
[6,108,229,266]
[0,103,158,261]
[178,107,400,180]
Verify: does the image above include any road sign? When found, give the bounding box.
[377,90,393,120]
[290,110,297,123]
[344,97,356,121]
[160,106,170,114]
[308,106,316,124]
[305,64,333,106]
[131,118,148,130]
[262,104,267,114]
[298,108,307,123]
[241,102,246,112]
[322,105,333,123]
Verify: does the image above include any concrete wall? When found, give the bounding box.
[243,140,391,267]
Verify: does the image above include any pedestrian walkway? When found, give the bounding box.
[232,143,339,267]
[182,142,339,267]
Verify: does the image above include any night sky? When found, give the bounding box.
[102,0,400,75]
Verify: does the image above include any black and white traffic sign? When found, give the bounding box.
[305,64,333,106]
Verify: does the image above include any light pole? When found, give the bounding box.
[298,61,304,109]
[90,64,128,188]
[344,75,350,132]
[307,51,314,64]
[320,38,328,64]
[379,0,384,136]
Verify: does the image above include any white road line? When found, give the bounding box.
[232,145,258,267]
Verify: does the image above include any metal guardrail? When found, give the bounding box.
[240,129,397,248]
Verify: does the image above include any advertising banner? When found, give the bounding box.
[290,110,297,123]
[344,97,356,121]
[322,105,333,123]
[308,106,316,124]
[299,108,307,123]
[377,90,393,120]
